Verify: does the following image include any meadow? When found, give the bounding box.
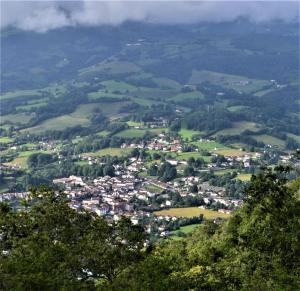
[24,115,90,134]
[236,173,252,181]
[1,113,35,125]
[79,61,141,76]
[213,148,246,157]
[0,137,14,143]
[179,128,203,140]
[4,150,51,169]
[0,89,42,100]
[154,207,230,219]
[213,121,261,136]
[126,121,144,127]
[82,147,131,157]
[190,140,227,151]
[116,128,167,138]
[169,91,204,102]
[101,80,137,92]
[170,152,212,162]
[252,134,285,147]
[189,70,270,94]
[170,224,202,240]
[144,183,164,193]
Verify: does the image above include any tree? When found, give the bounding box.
[158,162,177,182]
[189,184,198,193]
[103,165,115,177]
[108,168,300,290]
[147,164,158,176]
[0,188,145,290]
[184,166,195,177]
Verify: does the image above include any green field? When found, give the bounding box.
[287,133,300,143]
[127,121,144,127]
[214,169,235,176]
[88,91,123,100]
[116,128,166,138]
[0,89,42,100]
[213,148,246,157]
[189,70,270,93]
[23,101,130,133]
[96,130,110,137]
[16,100,48,111]
[254,87,277,97]
[190,140,227,151]
[82,147,131,157]
[24,114,90,134]
[1,113,34,125]
[144,183,164,193]
[169,91,204,102]
[101,80,137,92]
[252,135,285,147]
[228,105,250,112]
[4,150,51,168]
[154,207,230,219]
[236,173,252,181]
[179,129,203,140]
[88,101,130,120]
[0,137,14,143]
[213,121,261,136]
[152,77,181,90]
[130,97,156,106]
[79,61,141,76]
[170,224,202,240]
[170,152,211,162]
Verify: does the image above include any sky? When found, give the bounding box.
[1,1,299,33]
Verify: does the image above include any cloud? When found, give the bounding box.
[1,1,299,33]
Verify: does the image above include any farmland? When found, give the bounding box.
[116,128,167,138]
[154,207,231,219]
[213,121,261,136]
[252,135,285,147]
[179,129,203,140]
[236,173,252,181]
[0,89,42,100]
[213,148,246,157]
[0,137,14,143]
[1,113,34,125]
[189,70,271,93]
[126,121,144,127]
[4,150,51,169]
[24,114,90,134]
[101,80,137,92]
[82,148,131,157]
[190,140,227,151]
[170,224,202,240]
[170,152,212,162]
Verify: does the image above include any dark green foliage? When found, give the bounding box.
[108,168,300,290]
[147,164,158,176]
[183,108,233,132]
[0,188,145,290]
[27,153,57,168]
[158,162,177,182]
[103,165,115,177]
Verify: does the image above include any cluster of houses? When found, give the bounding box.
[121,134,183,153]
[171,177,242,209]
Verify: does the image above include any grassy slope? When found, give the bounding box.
[154,207,230,219]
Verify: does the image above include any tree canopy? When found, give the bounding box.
[1,169,300,290]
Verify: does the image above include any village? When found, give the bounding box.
[0,123,296,240]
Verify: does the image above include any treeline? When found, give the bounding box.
[183,107,235,132]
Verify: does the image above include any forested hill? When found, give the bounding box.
[2,19,298,92]
[1,167,299,290]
